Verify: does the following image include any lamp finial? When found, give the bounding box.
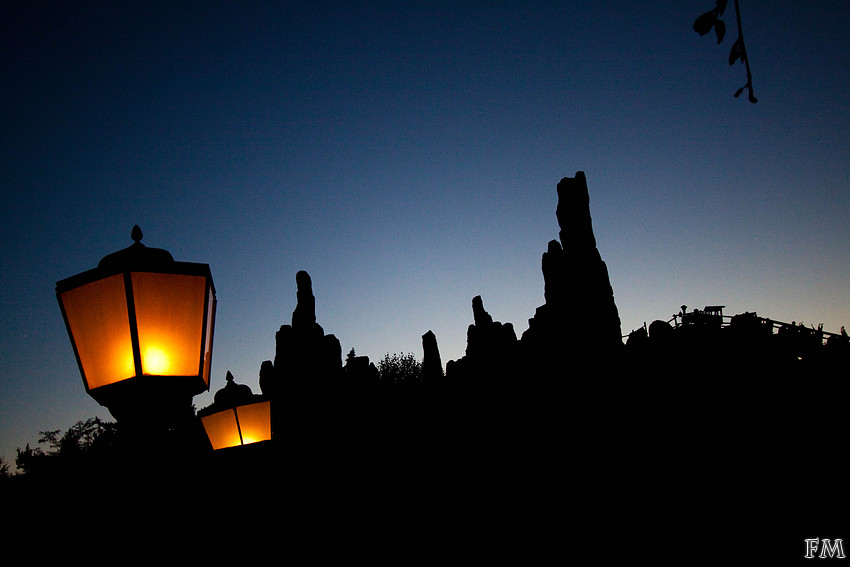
[131,225,143,244]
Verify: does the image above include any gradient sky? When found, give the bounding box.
[2,1,848,466]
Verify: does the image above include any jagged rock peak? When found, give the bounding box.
[471,295,494,327]
[422,330,444,380]
[556,171,597,252]
[522,171,623,360]
[292,270,317,329]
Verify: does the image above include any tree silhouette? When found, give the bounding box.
[14,417,118,478]
[694,0,757,102]
[377,352,423,385]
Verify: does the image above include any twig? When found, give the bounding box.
[732,0,757,103]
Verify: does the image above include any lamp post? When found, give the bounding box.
[199,371,272,450]
[56,225,216,434]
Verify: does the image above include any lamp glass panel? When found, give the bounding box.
[131,272,206,376]
[59,274,135,389]
[201,409,242,450]
[236,401,272,445]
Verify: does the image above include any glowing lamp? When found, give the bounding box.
[56,226,216,424]
[199,372,272,450]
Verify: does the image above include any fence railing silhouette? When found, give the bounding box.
[626,306,847,346]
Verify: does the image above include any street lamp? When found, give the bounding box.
[56,225,216,429]
[199,372,271,450]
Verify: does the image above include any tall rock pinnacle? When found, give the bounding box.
[522,172,623,372]
[261,270,342,398]
[292,270,318,332]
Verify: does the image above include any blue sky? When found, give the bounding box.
[2,1,849,466]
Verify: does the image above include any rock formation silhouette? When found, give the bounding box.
[253,270,344,450]
[200,173,849,553]
[520,171,623,374]
[444,295,518,390]
[260,270,343,399]
[343,348,380,387]
[421,330,444,383]
[255,173,624,425]
[445,171,623,388]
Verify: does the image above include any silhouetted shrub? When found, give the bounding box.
[377,353,423,385]
[14,417,118,479]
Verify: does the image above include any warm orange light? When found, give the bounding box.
[59,271,211,393]
[56,227,216,420]
[141,346,172,374]
[132,272,206,377]
[200,400,272,450]
[236,401,272,445]
[58,274,136,389]
[201,409,243,450]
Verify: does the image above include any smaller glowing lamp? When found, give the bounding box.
[199,372,272,450]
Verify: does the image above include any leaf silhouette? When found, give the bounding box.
[714,19,726,43]
[734,87,744,98]
[728,38,742,65]
[693,11,716,36]
[715,0,729,16]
